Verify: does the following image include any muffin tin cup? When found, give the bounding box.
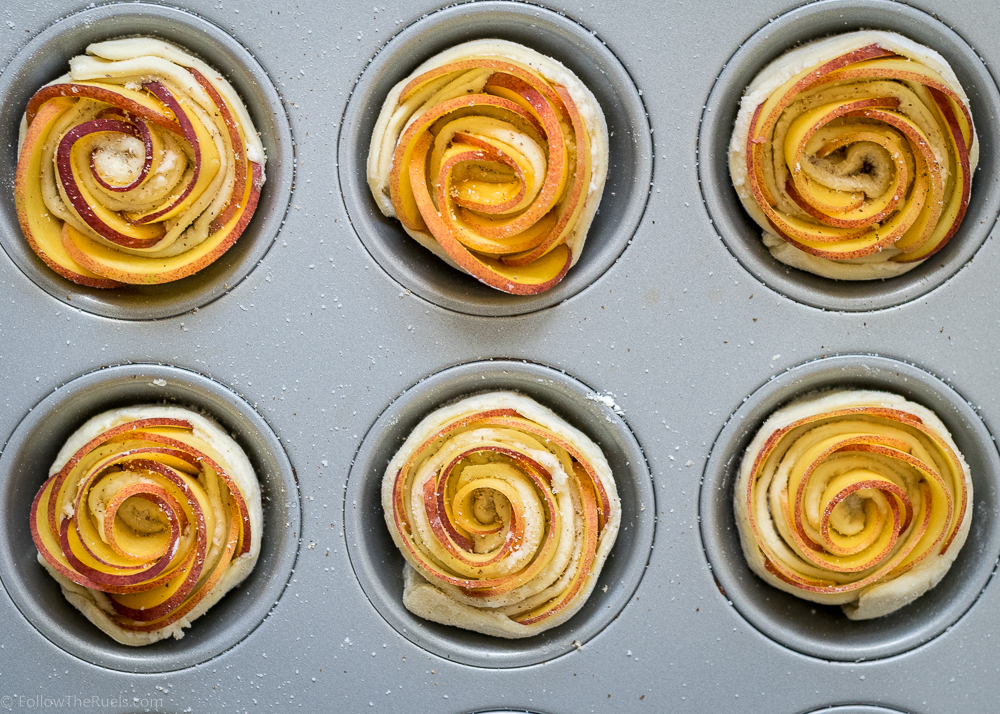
[337,0,653,317]
[0,3,294,321]
[698,0,1000,312]
[0,364,301,673]
[5,0,1000,710]
[699,354,1000,662]
[805,708,908,714]
[344,359,655,668]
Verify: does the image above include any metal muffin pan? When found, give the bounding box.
[3,0,1000,711]
[0,364,301,673]
[0,3,294,321]
[345,359,654,668]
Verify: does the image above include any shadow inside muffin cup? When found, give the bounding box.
[0,364,301,673]
[344,359,655,668]
[698,354,1000,661]
[0,3,293,321]
[337,1,653,317]
[698,0,1000,312]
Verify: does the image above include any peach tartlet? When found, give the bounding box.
[735,390,971,619]
[729,32,976,279]
[381,392,620,637]
[16,38,265,287]
[368,40,609,294]
[30,405,262,644]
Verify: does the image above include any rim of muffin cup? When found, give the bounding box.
[802,708,910,714]
[343,359,655,668]
[698,354,1000,661]
[698,0,1000,312]
[0,3,294,321]
[337,0,653,317]
[0,364,301,673]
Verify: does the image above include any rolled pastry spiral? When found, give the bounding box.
[30,406,262,645]
[15,38,266,287]
[382,392,621,637]
[729,31,977,280]
[735,390,972,619]
[368,40,609,295]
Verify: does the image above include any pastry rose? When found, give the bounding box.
[735,390,972,619]
[15,38,265,287]
[30,406,262,645]
[382,392,621,637]
[729,31,976,280]
[368,40,609,295]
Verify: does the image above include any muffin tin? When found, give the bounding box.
[3,0,1000,712]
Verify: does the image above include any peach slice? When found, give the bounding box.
[62,162,261,284]
[14,99,124,288]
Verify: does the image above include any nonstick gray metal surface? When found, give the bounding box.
[2,0,1000,712]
